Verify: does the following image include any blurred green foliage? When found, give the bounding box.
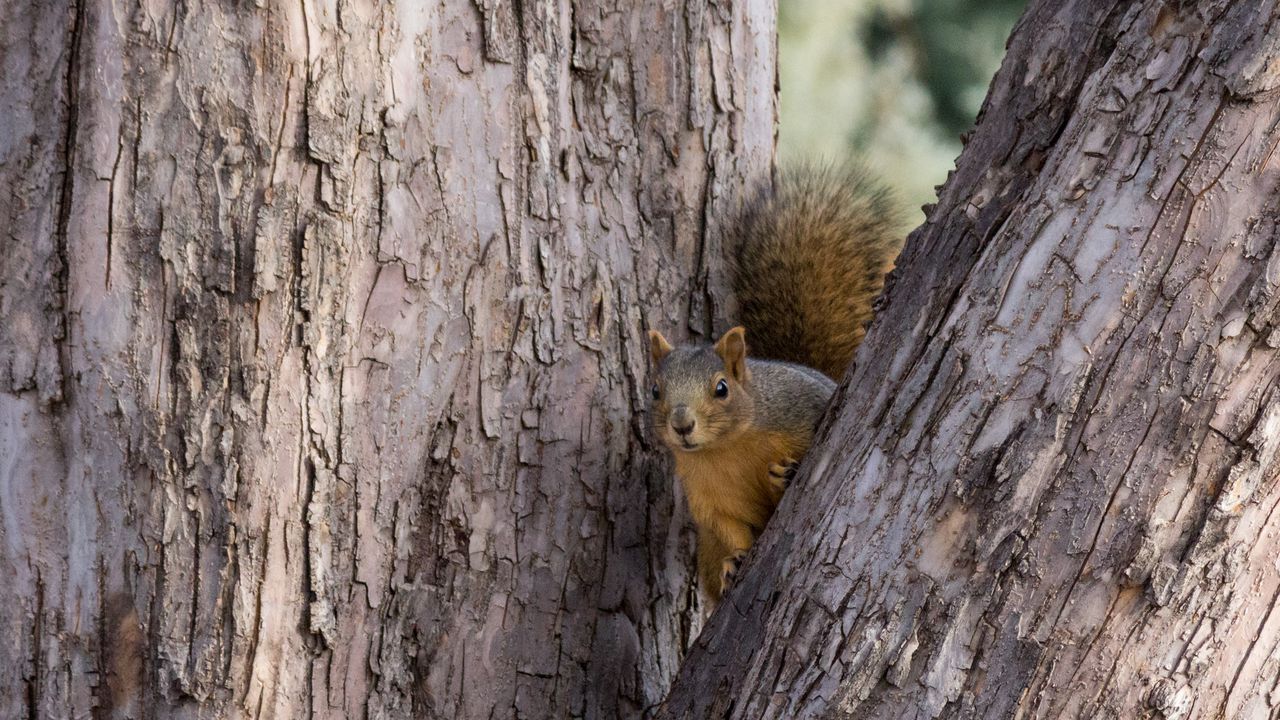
[778,0,1027,221]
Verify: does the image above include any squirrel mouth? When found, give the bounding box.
[677,438,700,451]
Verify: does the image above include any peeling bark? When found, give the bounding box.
[661,1,1280,718]
[0,1,775,717]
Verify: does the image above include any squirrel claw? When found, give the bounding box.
[721,550,747,590]
[769,458,799,490]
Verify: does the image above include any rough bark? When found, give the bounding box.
[661,1,1280,718]
[0,1,775,718]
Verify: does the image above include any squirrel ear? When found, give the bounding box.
[648,330,674,365]
[714,326,749,382]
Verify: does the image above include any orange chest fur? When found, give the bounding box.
[673,430,805,533]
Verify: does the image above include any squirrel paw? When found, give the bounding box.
[720,550,747,590]
[769,458,799,491]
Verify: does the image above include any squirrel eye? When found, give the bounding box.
[651,383,660,400]
[714,379,729,398]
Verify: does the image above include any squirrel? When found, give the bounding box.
[648,164,903,604]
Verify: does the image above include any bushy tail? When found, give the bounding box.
[730,163,905,380]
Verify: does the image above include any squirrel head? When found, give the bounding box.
[647,326,756,453]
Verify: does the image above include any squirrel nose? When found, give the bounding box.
[670,407,696,436]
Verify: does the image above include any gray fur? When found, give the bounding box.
[744,357,836,432]
[652,346,834,435]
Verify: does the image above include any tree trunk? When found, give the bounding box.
[0,1,774,717]
[661,1,1280,718]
